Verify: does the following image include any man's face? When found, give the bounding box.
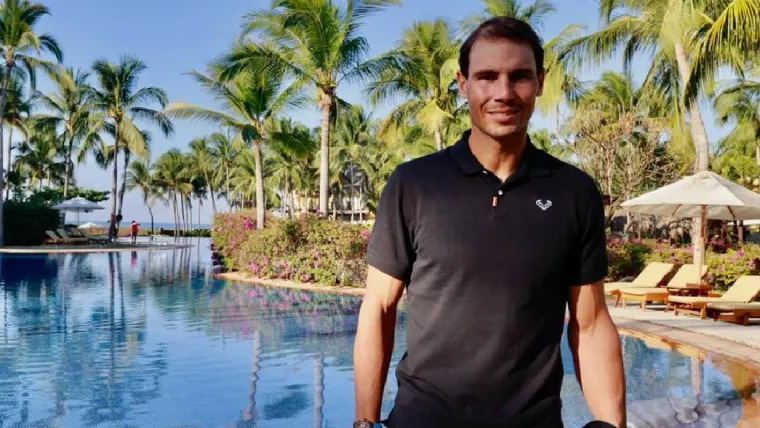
[457,37,544,142]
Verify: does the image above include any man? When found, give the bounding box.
[130,220,139,244]
[353,17,625,428]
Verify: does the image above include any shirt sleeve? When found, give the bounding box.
[366,167,415,283]
[568,179,608,286]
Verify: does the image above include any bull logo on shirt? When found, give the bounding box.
[536,199,552,211]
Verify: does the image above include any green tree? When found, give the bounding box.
[367,19,461,151]
[90,55,174,240]
[460,0,556,35]
[187,137,219,213]
[221,0,401,216]
[0,0,63,245]
[165,62,302,228]
[36,67,96,198]
[126,159,159,236]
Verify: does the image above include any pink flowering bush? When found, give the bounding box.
[606,236,760,291]
[212,212,371,288]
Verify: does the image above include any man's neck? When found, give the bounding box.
[468,127,528,182]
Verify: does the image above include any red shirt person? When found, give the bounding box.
[130,220,139,244]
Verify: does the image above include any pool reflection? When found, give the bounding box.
[0,238,758,427]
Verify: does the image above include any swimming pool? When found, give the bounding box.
[0,239,758,427]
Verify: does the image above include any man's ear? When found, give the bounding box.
[537,70,545,97]
[456,71,467,98]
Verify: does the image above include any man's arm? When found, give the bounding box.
[353,266,406,422]
[568,280,626,427]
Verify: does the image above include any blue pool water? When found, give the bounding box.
[0,239,758,427]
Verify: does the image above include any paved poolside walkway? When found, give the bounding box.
[609,303,760,366]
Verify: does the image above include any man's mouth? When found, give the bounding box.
[487,110,519,120]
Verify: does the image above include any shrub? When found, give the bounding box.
[212,212,370,288]
[606,237,760,291]
[3,200,61,246]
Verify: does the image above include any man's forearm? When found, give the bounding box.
[354,298,397,422]
[569,314,626,427]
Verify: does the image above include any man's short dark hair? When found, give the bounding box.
[459,17,545,78]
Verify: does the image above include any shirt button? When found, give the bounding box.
[497,190,503,195]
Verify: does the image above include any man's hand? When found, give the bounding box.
[568,280,626,427]
[353,266,405,422]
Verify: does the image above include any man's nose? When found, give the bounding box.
[493,77,517,100]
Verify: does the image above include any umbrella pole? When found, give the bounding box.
[697,205,707,284]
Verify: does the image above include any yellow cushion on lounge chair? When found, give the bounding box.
[619,287,670,296]
[604,262,674,294]
[719,275,760,302]
[666,295,716,308]
[707,302,760,311]
[665,264,708,289]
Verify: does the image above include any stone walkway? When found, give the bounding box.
[609,302,760,366]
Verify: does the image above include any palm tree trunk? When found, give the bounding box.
[173,192,179,238]
[434,126,443,151]
[226,164,231,211]
[5,127,13,201]
[253,141,265,229]
[108,124,120,241]
[0,66,11,246]
[188,198,193,233]
[350,165,355,223]
[117,152,130,232]
[205,171,217,213]
[63,137,74,198]
[148,203,154,237]
[318,96,332,216]
[674,40,709,264]
[180,194,186,235]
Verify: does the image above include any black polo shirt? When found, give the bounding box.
[366,130,608,428]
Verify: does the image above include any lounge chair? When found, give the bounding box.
[44,230,64,245]
[667,275,760,319]
[605,262,674,306]
[78,229,109,245]
[57,228,89,244]
[706,302,760,325]
[618,264,708,310]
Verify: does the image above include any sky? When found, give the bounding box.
[29,0,730,225]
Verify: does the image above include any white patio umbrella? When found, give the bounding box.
[52,197,105,225]
[620,170,760,283]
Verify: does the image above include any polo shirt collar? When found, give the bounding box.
[449,130,552,178]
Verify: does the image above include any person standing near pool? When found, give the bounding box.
[352,16,626,428]
[130,220,140,244]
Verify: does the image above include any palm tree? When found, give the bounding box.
[685,0,760,105]
[1,70,31,199]
[36,67,96,198]
[265,117,316,218]
[713,63,760,184]
[126,159,159,237]
[367,19,461,151]
[460,0,556,35]
[154,149,191,237]
[221,0,401,216]
[90,55,174,240]
[558,0,716,261]
[208,130,240,210]
[560,0,711,171]
[334,106,373,221]
[187,137,218,213]
[0,0,63,245]
[165,62,302,229]
[14,121,64,190]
